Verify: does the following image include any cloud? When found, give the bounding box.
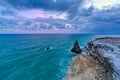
[0,15,71,32]
[0,1,16,19]
[86,0,120,10]
[0,0,120,34]
[0,0,72,33]
[4,0,76,11]
[66,1,120,34]
[87,7,120,34]
[17,9,67,19]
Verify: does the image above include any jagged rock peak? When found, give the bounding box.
[71,40,82,53]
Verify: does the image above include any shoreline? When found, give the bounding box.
[63,52,111,80]
[64,37,120,80]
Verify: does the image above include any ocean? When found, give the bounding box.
[0,34,119,80]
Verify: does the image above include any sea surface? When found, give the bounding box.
[0,34,119,80]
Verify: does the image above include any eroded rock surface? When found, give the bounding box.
[63,54,110,80]
[88,37,120,80]
[64,37,120,80]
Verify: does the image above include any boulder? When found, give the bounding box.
[71,40,82,53]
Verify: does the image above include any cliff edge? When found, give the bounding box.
[64,37,120,80]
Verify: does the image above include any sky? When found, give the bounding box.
[0,0,120,34]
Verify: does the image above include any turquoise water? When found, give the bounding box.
[0,34,117,80]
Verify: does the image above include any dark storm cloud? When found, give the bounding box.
[0,1,17,16]
[4,0,76,11]
[87,6,120,34]
[0,0,120,33]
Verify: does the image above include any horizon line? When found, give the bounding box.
[0,33,120,35]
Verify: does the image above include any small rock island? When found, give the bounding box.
[63,37,120,80]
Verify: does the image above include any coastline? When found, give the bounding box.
[64,37,120,80]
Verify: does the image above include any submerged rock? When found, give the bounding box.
[71,40,82,53]
[45,47,53,50]
[46,47,50,50]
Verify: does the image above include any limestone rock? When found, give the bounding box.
[71,40,82,53]
[64,37,120,80]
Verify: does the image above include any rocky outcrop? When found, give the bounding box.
[88,37,120,80]
[63,54,110,80]
[64,37,120,80]
[71,40,82,53]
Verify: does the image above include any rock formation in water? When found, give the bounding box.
[46,47,50,50]
[71,40,82,53]
[64,37,120,80]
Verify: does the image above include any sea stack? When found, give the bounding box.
[71,40,82,53]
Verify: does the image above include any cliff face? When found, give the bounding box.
[88,37,120,80]
[63,55,110,80]
[64,37,120,80]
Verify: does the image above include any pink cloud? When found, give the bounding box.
[17,9,67,19]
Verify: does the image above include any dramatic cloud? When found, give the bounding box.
[4,0,75,11]
[0,0,120,34]
[66,0,120,34]
[87,6,120,33]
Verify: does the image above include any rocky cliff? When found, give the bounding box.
[64,37,120,80]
